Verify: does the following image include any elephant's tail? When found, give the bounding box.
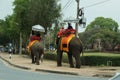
[79,39,85,65]
[79,38,83,57]
[81,48,84,57]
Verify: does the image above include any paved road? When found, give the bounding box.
[109,73,120,80]
[0,59,109,80]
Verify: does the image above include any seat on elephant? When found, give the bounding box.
[27,40,39,52]
[60,34,75,52]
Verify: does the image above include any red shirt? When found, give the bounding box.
[57,28,65,37]
[65,29,76,34]
[30,35,41,41]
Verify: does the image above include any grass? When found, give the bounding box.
[83,52,120,57]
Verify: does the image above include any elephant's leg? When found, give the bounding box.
[74,53,81,68]
[40,54,44,63]
[35,53,40,65]
[31,53,35,64]
[68,52,74,68]
[39,50,44,63]
[57,50,63,66]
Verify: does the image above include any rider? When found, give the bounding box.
[64,23,76,36]
[57,26,65,37]
[27,30,41,52]
[30,31,41,41]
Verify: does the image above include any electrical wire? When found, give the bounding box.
[83,0,111,9]
[62,0,71,10]
[62,0,73,12]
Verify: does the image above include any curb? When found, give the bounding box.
[0,55,78,76]
[0,56,31,70]
[35,69,78,75]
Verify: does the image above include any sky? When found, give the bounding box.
[0,0,120,32]
[0,0,14,19]
[60,0,120,32]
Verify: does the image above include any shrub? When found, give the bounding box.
[44,51,120,66]
[81,53,120,66]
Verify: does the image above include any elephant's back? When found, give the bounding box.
[31,41,44,49]
[70,37,81,45]
[69,37,82,50]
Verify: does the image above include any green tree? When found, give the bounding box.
[0,16,19,45]
[79,17,120,51]
[86,17,119,32]
[28,0,61,33]
[12,0,61,53]
[13,0,61,34]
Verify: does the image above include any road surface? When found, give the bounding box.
[0,59,109,80]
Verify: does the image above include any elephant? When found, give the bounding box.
[56,36,83,68]
[30,41,44,65]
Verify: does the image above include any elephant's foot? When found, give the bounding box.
[36,63,39,65]
[32,60,35,64]
[76,65,81,68]
[57,64,62,67]
[36,61,40,65]
[70,65,74,68]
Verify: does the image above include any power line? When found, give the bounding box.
[83,0,111,9]
[62,0,71,10]
[62,0,73,12]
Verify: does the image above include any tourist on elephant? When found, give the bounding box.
[27,31,41,52]
[64,23,76,36]
[30,31,41,42]
[57,26,65,37]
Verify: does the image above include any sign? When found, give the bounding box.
[64,19,79,23]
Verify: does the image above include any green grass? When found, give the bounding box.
[83,52,120,57]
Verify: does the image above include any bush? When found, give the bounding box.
[44,52,57,61]
[81,53,120,66]
[44,51,69,63]
[44,51,120,66]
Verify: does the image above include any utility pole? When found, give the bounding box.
[75,0,80,37]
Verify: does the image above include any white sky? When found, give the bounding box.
[0,0,14,19]
[0,0,120,32]
[61,0,120,32]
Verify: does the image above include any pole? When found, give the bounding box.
[75,0,80,37]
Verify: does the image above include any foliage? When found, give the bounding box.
[13,0,61,34]
[82,53,120,66]
[44,51,69,63]
[79,17,120,51]
[0,0,61,52]
[44,51,120,66]
[11,0,61,51]
[86,17,119,32]
[0,16,19,45]
[13,0,34,36]
[44,23,62,49]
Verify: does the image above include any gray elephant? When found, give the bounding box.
[30,41,44,65]
[56,36,83,68]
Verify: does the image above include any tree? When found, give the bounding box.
[86,17,119,32]
[79,17,120,51]
[13,0,61,34]
[28,0,61,33]
[0,16,19,45]
[12,0,61,54]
